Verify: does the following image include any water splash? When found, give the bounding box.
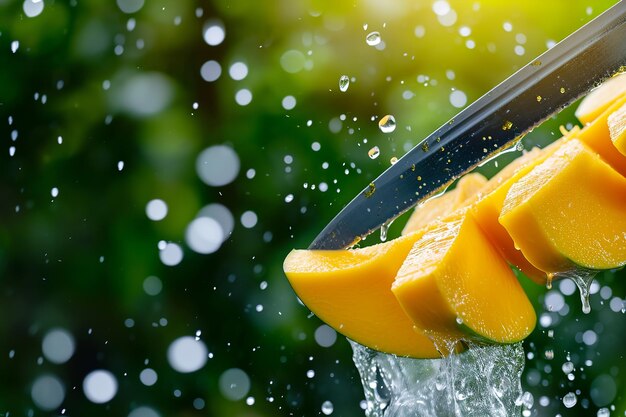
[350,341,524,417]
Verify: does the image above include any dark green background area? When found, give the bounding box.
[0,0,624,416]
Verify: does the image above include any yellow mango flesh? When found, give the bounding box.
[468,142,569,284]
[575,73,626,125]
[283,229,441,358]
[576,94,626,177]
[392,211,536,345]
[499,139,626,273]
[608,101,626,156]
[402,172,487,235]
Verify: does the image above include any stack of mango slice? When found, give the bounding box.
[283,74,626,358]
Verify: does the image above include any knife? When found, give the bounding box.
[310,0,626,250]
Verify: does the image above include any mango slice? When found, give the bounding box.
[576,94,626,177]
[392,210,536,346]
[402,172,487,235]
[499,139,626,273]
[608,101,626,156]
[283,229,441,358]
[575,72,626,125]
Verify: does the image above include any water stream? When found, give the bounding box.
[351,341,526,417]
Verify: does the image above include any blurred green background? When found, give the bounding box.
[0,0,624,416]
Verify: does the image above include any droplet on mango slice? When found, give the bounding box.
[499,139,626,273]
[392,209,536,347]
[283,228,442,358]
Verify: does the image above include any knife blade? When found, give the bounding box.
[309,1,626,250]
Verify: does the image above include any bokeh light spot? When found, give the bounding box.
[83,370,118,404]
[116,0,144,13]
[159,243,183,266]
[219,368,251,401]
[203,21,225,46]
[167,336,208,373]
[185,217,223,254]
[146,199,168,221]
[280,50,306,73]
[128,406,160,417]
[314,324,337,347]
[23,0,44,17]
[240,211,258,228]
[229,62,248,80]
[42,328,75,364]
[196,145,240,187]
[139,368,158,386]
[143,276,162,295]
[31,374,65,411]
[200,60,222,82]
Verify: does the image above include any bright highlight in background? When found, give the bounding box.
[218,368,251,401]
[83,370,118,403]
[146,199,168,221]
[31,374,65,411]
[167,336,208,373]
[196,145,240,187]
[42,328,75,364]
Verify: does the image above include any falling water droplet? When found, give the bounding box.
[378,115,396,133]
[366,31,381,46]
[389,156,398,165]
[546,273,553,290]
[570,272,595,314]
[563,392,577,408]
[380,224,389,242]
[561,361,574,374]
[339,75,350,92]
[11,40,19,53]
[368,146,380,159]
[321,400,334,415]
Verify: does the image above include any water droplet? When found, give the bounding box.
[11,40,19,53]
[379,220,392,242]
[562,361,574,374]
[389,156,398,165]
[321,400,334,415]
[597,407,610,417]
[378,115,396,133]
[455,316,464,325]
[563,392,577,408]
[368,146,380,159]
[366,31,381,46]
[339,75,350,92]
[546,273,553,289]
